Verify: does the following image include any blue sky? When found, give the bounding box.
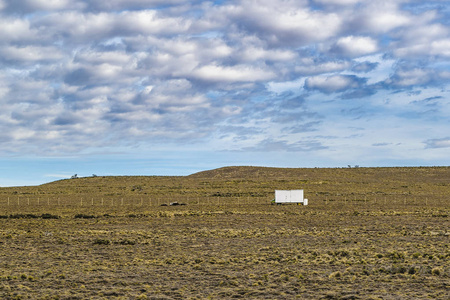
[1,0,449,186]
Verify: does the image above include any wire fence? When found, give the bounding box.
[0,193,447,209]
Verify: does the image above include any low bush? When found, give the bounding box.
[93,239,111,245]
[9,214,39,219]
[117,239,136,245]
[431,267,443,276]
[74,214,96,219]
[41,213,60,219]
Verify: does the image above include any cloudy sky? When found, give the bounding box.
[1,0,449,186]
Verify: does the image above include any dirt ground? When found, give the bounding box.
[0,204,448,299]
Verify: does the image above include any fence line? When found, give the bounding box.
[0,194,446,208]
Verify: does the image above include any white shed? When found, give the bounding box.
[275,189,307,205]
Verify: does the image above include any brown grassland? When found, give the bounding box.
[0,166,448,299]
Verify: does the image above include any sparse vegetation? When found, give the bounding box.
[0,166,448,299]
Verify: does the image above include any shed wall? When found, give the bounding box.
[275,190,304,203]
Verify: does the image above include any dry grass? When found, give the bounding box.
[0,166,448,299]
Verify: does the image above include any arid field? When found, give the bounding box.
[0,166,448,299]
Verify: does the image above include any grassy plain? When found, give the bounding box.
[0,166,448,299]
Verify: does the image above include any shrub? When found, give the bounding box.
[41,213,60,219]
[74,214,96,219]
[431,267,442,276]
[335,250,350,257]
[9,214,38,219]
[93,239,111,245]
[387,251,405,260]
[118,239,136,245]
[329,271,342,279]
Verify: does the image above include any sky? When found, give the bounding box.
[1,0,449,187]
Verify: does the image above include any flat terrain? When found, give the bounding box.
[0,166,448,299]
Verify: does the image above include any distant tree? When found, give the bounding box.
[92,174,97,177]
[71,174,78,179]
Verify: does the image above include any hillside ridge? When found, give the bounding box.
[2,165,449,191]
[187,165,450,179]
[187,166,315,179]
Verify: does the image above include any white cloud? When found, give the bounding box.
[353,2,411,33]
[243,138,327,152]
[190,64,276,83]
[387,68,433,87]
[24,0,74,10]
[0,18,36,42]
[267,78,306,94]
[87,0,189,11]
[35,11,116,41]
[239,47,297,62]
[32,9,192,44]
[11,128,35,140]
[0,0,85,13]
[393,21,450,58]
[424,138,450,149]
[118,10,192,35]
[221,0,343,46]
[314,0,361,5]
[305,75,360,93]
[333,36,378,57]
[154,37,233,62]
[430,39,450,57]
[295,60,350,75]
[0,45,64,63]
[74,50,132,65]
